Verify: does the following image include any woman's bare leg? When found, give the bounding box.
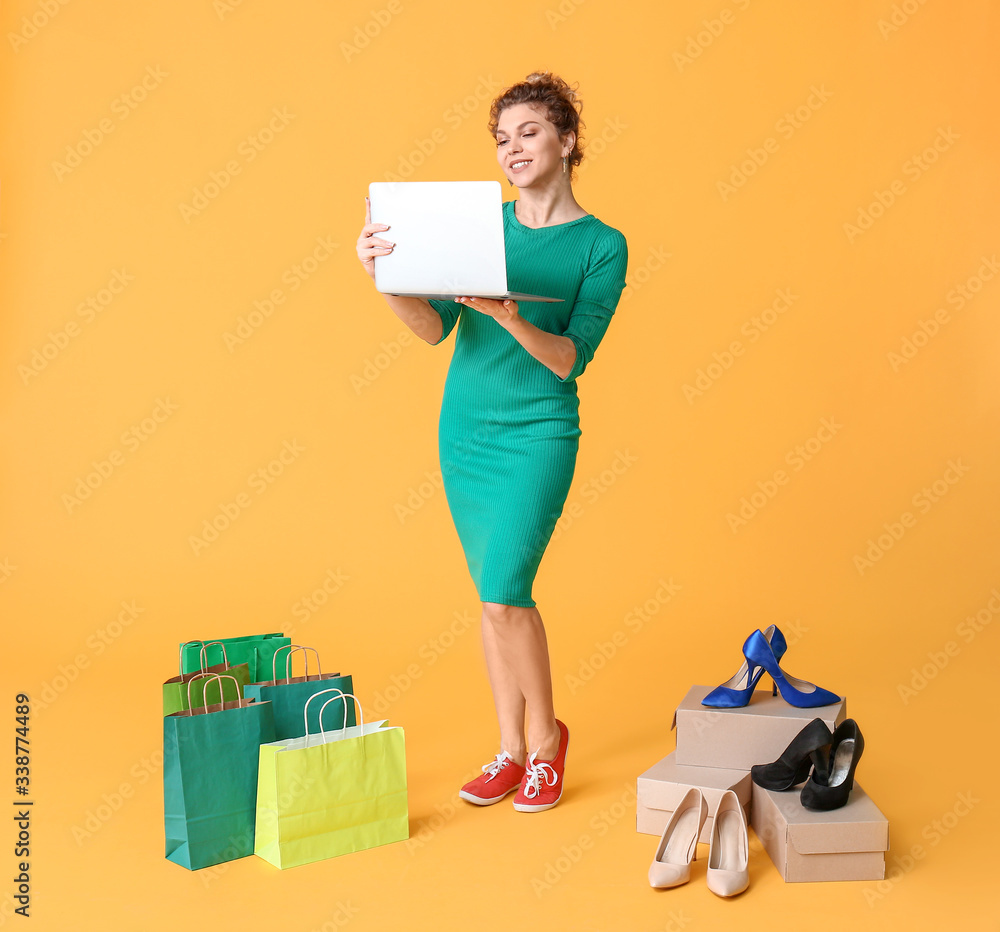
[482,602,561,760]
[480,605,527,765]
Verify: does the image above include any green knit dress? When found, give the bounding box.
[428,198,628,607]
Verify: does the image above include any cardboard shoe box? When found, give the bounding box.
[672,684,847,771]
[636,751,751,843]
[751,780,889,882]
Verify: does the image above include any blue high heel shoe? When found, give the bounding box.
[743,629,841,708]
[701,624,788,708]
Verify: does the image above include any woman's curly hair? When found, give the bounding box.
[488,71,585,180]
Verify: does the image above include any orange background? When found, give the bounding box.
[1,0,998,929]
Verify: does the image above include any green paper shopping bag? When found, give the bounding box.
[243,646,355,740]
[254,690,407,869]
[164,675,275,871]
[178,632,291,683]
[163,641,250,715]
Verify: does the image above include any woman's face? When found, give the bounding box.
[495,102,572,187]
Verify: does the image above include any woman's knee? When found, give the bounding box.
[482,601,533,627]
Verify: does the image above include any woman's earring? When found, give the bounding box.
[562,155,568,173]
[508,178,513,186]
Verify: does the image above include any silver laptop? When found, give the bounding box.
[368,180,563,302]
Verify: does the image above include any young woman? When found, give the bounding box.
[357,71,628,812]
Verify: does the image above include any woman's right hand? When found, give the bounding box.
[357,195,394,280]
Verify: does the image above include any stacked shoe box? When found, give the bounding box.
[637,683,890,882]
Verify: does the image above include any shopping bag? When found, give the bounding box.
[243,646,355,740]
[254,690,408,869]
[164,674,276,871]
[178,632,291,683]
[163,641,250,715]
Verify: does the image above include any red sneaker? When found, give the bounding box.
[459,751,527,805]
[513,720,569,812]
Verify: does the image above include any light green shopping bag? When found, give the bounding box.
[254,690,408,869]
[163,641,250,715]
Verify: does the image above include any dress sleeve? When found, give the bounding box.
[427,298,462,345]
[556,228,628,382]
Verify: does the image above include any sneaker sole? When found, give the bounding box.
[512,783,563,812]
[459,785,521,806]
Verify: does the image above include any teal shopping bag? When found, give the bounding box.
[179,632,290,683]
[163,675,275,871]
[244,646,355,740]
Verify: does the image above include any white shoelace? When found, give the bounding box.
[482,751,514,783]
[521,752,558,798]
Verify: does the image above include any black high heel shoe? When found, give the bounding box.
[751,718,832,791]
[800,719,864,811]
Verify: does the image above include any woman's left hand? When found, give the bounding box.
[455,296,520,325]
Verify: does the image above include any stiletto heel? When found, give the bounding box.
[750,718,832,791]
[702,624,787,708]
[706,790,749,897]
[648,787,708,888]
[800,719,864,811]
[743,630,841,708]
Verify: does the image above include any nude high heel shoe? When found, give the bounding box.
[648,787,708,888]
[706,790,749,897]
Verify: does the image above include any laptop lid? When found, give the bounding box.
[368,180,563,302]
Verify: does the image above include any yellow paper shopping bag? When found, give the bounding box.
[254,690,408,869]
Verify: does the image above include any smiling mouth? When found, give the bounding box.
[510,160,532,171]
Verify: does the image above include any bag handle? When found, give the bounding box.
[301,687,348,739]
[185,673,243,712]
[178,640,205,675]
[272,643,305,682]
[319,692,364,738]
[284,646,322,682]
[199,640,229,670]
